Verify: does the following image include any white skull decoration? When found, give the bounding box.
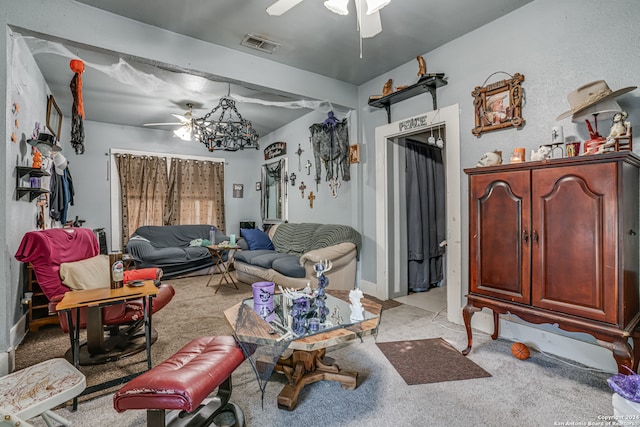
[476,151,503,167]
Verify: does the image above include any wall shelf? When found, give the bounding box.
[368,75,448,123]
[16,166,50,201]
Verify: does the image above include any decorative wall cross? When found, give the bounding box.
[305,159,312,175]
[328,178,340,198]
[308,191,316,208]
[295,144,304,171]
[299,182,306,198]
[290,173,296,186]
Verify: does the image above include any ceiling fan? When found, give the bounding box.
[266,0,391,38]
[143,102,196,140]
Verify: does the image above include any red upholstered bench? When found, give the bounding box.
[113,336,246,427]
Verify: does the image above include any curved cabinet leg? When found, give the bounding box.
[612,337,634,374]
[462,303,481,356]
[491,311,500,340]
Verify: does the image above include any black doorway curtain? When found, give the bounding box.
[405,138,446,292]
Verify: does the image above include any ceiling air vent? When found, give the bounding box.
[241,34,281,54]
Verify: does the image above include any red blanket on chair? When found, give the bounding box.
[15,228,99,299]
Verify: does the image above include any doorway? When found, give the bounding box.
[374,104,463,325]
[391,129,447,313]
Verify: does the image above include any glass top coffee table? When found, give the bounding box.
[224,289,382,410]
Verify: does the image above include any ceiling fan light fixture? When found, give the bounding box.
[365,0,390,15]
[173,125,192,141]
[324,0,349,15]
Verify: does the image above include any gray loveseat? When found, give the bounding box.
[126,224,229,278]
[234,223,361,290]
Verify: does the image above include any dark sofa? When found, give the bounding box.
[125,224,229,278]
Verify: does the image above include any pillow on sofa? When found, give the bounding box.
[59,255,110,290]
[241,228,275,250]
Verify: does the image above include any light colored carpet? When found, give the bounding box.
[16,274,615,426]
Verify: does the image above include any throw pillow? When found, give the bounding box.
[241,228,275,250]
[59,255,111,290]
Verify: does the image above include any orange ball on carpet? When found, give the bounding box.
[511,342,530,360]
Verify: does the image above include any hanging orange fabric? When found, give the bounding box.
[70,59,85,118]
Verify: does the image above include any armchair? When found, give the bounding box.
[15,228,175,365]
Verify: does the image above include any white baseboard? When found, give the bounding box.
[470,310,618,373]
[358,279,379,299]
[11,314,27,350]
[1,315,27,375]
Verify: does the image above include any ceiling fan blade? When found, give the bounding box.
[171,114,192,123]
[355,0,382,38]
[143,122,182,126]
[266,0,304,16]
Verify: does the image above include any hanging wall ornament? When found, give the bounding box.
[309,111,350,185]
[299,182,306,198]
[305,159,312,175]
[329,177,340,199]
[295,144,304,171]
[69,59,86,154]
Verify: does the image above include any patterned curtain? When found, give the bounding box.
[164,158,226,233]
[115,154,168,246]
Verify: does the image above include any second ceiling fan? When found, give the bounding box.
[266,0,391,38]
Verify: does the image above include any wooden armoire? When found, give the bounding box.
[463,152,640,373]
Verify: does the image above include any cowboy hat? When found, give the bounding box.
[556,80,636,121]
[27,132,62,155]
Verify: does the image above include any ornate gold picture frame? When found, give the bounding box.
[472,73,525,136]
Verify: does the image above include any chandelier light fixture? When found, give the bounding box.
[192,93,260,152]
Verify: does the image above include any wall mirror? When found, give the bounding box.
[261,158,288,224]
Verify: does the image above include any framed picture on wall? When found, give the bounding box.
[349,144,360,164]
[46,95,63,141]
[471,73,525,137]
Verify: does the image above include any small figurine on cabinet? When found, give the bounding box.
[608,111,629,139]
[530,145,552,161]
[476,150,503,167]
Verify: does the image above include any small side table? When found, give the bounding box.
[56,281,158,409]
[206,245,240,293]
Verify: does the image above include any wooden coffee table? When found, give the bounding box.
[224,289,381,410]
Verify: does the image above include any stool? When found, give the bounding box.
[113,336,246,427]
[0,358,85,427]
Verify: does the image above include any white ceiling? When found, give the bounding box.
[24,0,533,138]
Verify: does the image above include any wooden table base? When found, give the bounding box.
[274,348,357,411]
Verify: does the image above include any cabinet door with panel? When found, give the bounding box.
[469,170,530,304]
[531,163,618,324]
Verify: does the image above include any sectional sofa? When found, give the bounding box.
[234,223,361,290]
